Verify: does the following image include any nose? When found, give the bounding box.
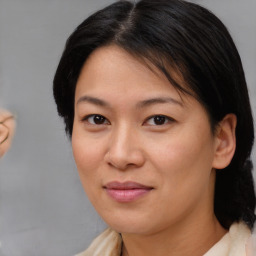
[104,126,145,170]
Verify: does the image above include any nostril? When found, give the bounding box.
[104,147,145,170]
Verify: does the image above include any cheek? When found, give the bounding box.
[72,139,98,172]
[71,129,106,190]
[148,133,215,224]
[149,127,215,193]
[72,139,106,210]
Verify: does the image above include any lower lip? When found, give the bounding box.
[105,188,152,202]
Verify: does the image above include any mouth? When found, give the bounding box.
[103,181,153,202]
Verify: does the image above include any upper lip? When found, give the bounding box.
[104,181,153,190]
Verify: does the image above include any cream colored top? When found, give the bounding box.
[76,222,252,256]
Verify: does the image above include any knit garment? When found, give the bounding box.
[76,222,252,256]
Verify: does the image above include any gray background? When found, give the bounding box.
[0,0,255,255]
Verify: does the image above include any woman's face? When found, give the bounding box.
[72,45,219,235]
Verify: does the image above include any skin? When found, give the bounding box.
[246,234,256,256]
[0,109,15,157]
[72,45,237,256]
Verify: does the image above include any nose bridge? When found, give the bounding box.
[106,122,144,169]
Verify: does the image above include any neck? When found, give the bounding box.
[121,214,227,256]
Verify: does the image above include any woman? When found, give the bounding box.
[53,0,256,255]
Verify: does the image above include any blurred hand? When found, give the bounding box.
[0,109,16,157]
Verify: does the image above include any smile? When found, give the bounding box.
[103,181,153,202]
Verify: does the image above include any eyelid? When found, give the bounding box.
[81,114,110,125]
[143,115,175,126]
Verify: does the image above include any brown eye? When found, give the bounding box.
[145,115,173,126]
[153,116,167,125]
[85,114,109,125]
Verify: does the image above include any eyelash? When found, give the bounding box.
[144,115,175,126]
[82,114,175,126]
[82,114,110,125]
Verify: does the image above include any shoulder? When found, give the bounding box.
[75,228,122,256]
[75,222,253,256]
[229,222,251,255]
[204,222,251,256]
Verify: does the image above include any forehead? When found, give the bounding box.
[75,45,190,103]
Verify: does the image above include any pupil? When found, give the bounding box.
[94,115,105,124]
[154,116,165,125]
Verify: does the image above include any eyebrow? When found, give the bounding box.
[136,97,183,108]
[76,96,110,107]
[76,95,183,108]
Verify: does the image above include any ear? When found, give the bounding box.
[212,114,237,169]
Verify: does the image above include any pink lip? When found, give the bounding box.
[104,181,153,202]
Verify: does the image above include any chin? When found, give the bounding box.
[102,214,163,235]
[110,223,149,235]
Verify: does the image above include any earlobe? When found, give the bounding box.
[212,114,237,170]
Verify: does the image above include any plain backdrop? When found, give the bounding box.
[0,0,255,255]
